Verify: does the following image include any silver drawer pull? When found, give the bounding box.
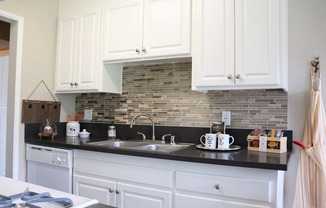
[108,188,114,193]
[116,190,120,194]
[227,74,232,79]
[215,184,220,190]
[235,74,241,79]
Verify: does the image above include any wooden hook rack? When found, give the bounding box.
[21,80,61,123]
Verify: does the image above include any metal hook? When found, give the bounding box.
[311,56,320,73]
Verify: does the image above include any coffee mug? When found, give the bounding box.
[217,134,234,149]
[200,133,217,149]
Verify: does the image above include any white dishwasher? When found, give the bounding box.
[26,144,73,193]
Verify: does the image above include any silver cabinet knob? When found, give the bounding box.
[135,48,140,53]
[116,190,120,194]
[70,82,74,86]
[227,74,232,79]
[74,82,78,86]
[142,47,146,52]
[235,74,240,79]
[108,188,114,193]
[215,184,220,190]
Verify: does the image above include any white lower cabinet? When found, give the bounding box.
[74,174,171,208]
[73,150,284,208]
[175,171,275,208]
[117,183,171,208]
[175,194,269,208]
[73,150,172,208]
[74,174,116,205]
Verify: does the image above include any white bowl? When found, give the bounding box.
[79,130,91,138]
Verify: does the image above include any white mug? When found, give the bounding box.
[200,133,217,149]
[217,134,234,149]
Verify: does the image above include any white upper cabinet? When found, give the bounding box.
[102,0,143,61]
[55,0,122,94]
[192,0,288,91]
[103,0,191,62]
[56,7,101,92]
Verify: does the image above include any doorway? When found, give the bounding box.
[0,19,9,176]
[0,9,23,179]
[0,53,8,176]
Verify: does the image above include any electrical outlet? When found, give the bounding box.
[84,109,93,120]
[222,111,231,125]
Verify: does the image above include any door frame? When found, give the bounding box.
[0,9,23,179]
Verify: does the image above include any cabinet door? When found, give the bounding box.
[55,16,77,91]
[103,0,143,61]
[235,0,285,87]
[192,0,235,89]
[142,0,191,58]
[192,0,287,91]
[74,7,101,91]
[117,182,172,208]
[74,174,117,206]
[175,193,271,208]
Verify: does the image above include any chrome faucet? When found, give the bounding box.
[161,134,171,144]
[130,114,155,140]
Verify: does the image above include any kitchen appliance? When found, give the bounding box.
[0,188,73,207]
[26,144,73,193]
[0,176,98,208]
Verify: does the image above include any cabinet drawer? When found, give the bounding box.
[175,193,270,208]
[74,154,173,188]
[175,172,272,203]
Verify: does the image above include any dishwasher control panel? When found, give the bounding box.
[52,154,69,167]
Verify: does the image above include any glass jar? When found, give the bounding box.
[38,119,57,139]
[108,125,116,139]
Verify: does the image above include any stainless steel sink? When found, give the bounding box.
[132,143,191,153]
[87,140,145,148]
[86,140,192,153]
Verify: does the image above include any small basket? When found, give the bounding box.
[247,135,287,153]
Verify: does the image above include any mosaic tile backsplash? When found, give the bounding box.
[75,62,288,129]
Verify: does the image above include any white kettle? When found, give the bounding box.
[66,121,80,136]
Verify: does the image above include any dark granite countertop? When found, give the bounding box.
[25,136,290,171]
[25,123,293,171]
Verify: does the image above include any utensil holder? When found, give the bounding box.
[247,135,287,153]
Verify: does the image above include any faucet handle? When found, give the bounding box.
[161,134,171,144]
[137,132,146,141]
[170,136,176,145]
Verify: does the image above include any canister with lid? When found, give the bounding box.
[66,121,80,137]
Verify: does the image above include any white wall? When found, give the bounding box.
[286,0,326,207]
[0,0,75,180]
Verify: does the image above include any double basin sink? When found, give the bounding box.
[86,140,193,153]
